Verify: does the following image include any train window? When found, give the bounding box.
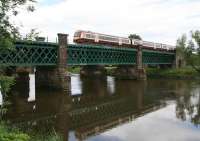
[74,32,81,37]
[122,39,129,44]
[99,35,118,42]
[143,41,154,47]
[85,34,95,39]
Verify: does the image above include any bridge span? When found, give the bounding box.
[0,33,178,90]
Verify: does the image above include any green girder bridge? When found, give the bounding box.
[0,33,177,90]
[0,41,175,67]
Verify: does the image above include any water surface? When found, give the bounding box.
[4,75,200,141]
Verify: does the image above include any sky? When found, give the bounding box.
[13,0,200,44]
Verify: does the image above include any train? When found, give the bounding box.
[73,30,175,51]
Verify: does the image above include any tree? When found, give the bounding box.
[0,0,36,111]
[191,30,200,54]
[176,31,200,73]
[128,34,142,45]
[23,29,40,41]
[0,0,35,50]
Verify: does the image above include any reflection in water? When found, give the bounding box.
[107,76,115,94]
[0,86,2,105]
[71,74,82,95]
[176,87,200,126]
[4,76,200,141]
[28,70,36,102]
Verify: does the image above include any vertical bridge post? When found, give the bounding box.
[57,33,71,91]
[136,45,146,80]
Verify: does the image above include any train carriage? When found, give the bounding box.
[73,30,175,52]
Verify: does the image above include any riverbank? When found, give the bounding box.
[68,67,200,80]
[146,68,200,79]
[0,122,62,141]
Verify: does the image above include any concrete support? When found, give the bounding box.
[80,65,106,78]
[114,45,146,80]
[135,45,146,80]
[36,34,70,91]
[114,65,138,79]
[174,49,186,69]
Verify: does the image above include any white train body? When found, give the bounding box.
[73,30,175,51]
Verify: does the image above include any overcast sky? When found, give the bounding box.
[14,0,200,44]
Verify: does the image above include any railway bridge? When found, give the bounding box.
[0,33,177,90]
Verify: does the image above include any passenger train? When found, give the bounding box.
[73,30,175,51]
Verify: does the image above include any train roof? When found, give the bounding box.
[74,30,175,48]
[75,30,129,40]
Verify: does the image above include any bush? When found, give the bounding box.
[146,68,199,79]
[0,123,30,141]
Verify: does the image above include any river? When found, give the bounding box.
[3,74,200,141]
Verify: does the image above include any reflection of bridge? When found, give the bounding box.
[69,93,166,140]
[0,33,178,90]
[74,103,165,140]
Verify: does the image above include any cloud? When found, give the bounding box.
[13,0,200,44]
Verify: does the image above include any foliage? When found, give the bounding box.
[0,75,15,94]
[68,67,81,74]
[0,122,63,141]
[146,68,199,79]
[176,30,200,73]
[128,34,142,45]
[0,0,36,115]
[176,34,187,56]
[23,29,40,41]
[0,76,14,117]
[0,122,30,141]
[0,0,35,49]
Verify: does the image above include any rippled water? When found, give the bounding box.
[4,75,200,141]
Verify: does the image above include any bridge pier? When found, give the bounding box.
[174,49,186,69]
[135,45,146,80]
[114,45,146,80]
[80,65,106,78]
[36,34,70,91]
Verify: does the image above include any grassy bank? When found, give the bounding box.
[67,66,200,80]
[146,68,200,79]
[68,67,81,74]
[0,122,62,141]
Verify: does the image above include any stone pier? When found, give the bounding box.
[114,45,146,80]
[36,33,70,91]
[80,65,106,78]
[135,45,146,80]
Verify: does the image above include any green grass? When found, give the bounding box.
[0,122,63,141]
[146,67,199,79]
[67,67,81,74]
[0,122,30,141]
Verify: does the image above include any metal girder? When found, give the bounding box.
[143,49,175,64]
[0,41,175,66]
[67,44,137,65]
[0,41,57,67]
